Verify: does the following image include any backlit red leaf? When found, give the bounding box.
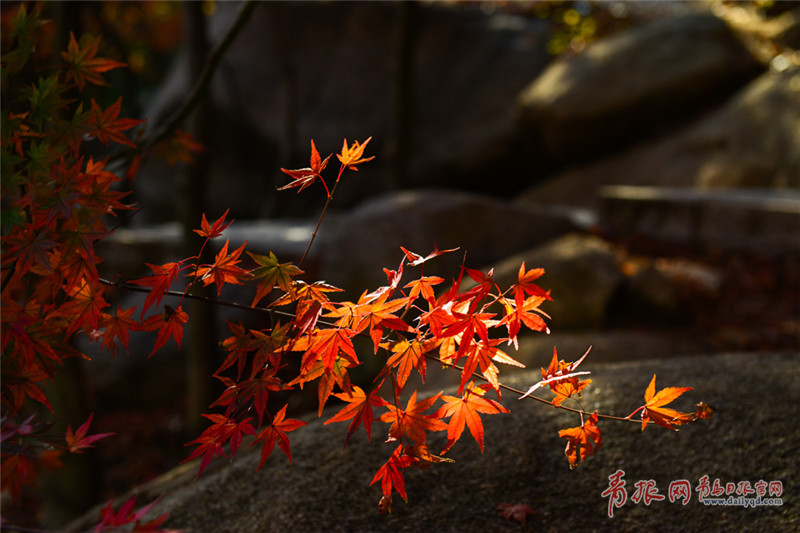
[252,404,306,469]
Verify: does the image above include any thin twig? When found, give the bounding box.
[109,0,259,169]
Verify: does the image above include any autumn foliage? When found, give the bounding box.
[1,4,710,528]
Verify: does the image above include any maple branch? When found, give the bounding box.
[150,1,258,148]
[100,277,281,317]
[298,167,343,267]
[103,276,638,427]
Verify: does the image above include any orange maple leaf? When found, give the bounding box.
[512,262,549,306]
[403,442,454,471]
[436,382,509,453]
[324,385,388,447]
[378,338,432,390]
[558,411,602,468]
[155,128,205,166]
[629,374,693,431]
[535,347,592,407]
[379,390,447,444]
[404,275,445,308]
[59,278,109,337]
[337,136,374,172]
[193,239,248,295]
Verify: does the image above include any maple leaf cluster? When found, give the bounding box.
[0,7,197,524]
[1,5,144,504]
[109,137,704,515]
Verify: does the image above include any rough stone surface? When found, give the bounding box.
[598,186,800,256]
[318,189,579,298]
[515,67,800,209]
[515,13,761,163]
[69,352,799,532]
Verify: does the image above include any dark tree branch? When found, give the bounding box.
[108,1,259,171]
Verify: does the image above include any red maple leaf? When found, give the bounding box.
[95,495,170,533]
[558,411,602,468]
[128,262,182,318]
[2,362,53,413]
[88,97,145,147]
[239,368,288,426]
[628,374,693,431]
[59,278,109,338]
[141,305,188,357]
[436,382,509,453]
[298,327,359,374]
[252,404,306,470]
[65,413,115,454]
[324,385,388,447]
[193,209,232,240]
[457,338,523,395]
[497,502,537,526]
[370,444,415,509]
[511,262,549,306]
[100,306,139,356]
[217,321,256,378]
[399,245,459,267]
[279,139,332,195]
[183,414,255,476]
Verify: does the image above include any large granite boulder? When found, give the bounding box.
[515,13,761,163]
[469,233,625,330]
[516,66,800,209]
[67,352,799,532]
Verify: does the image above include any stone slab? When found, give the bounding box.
[599,186,800,255]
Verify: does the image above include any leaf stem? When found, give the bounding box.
[298,164,345,267]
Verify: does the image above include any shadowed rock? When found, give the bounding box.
[69,352,798,532]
